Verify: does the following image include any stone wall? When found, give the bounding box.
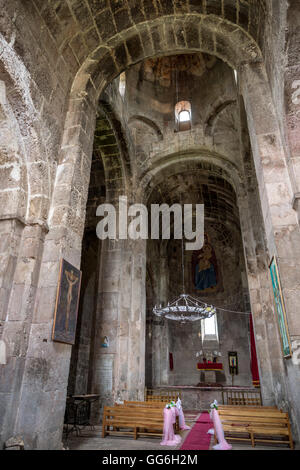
[0,0,300,449]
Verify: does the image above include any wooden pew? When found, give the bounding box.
[102,405,164,439]
[218,405,278,411]
[222,389,262,406]
[216,406,293,449]
[102,405,179,440]
[122,400,180,431]
[123,400,166,408]
[145,389,181,402]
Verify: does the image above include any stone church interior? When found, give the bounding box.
[0,0,300,452]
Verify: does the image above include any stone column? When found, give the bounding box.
[241,63,300,337]
[151,244,170,387]
[0,218,23,323]
[284,1,300,212]
[90,234,146,420]
[240,66,300,439]
[0,222,46,447]
[5,89,98,449]
[237,186,281,404]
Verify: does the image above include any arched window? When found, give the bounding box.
[175,101,191,131]
[233,69,238,84]
[119,72,126,98]
[179,110,190,122]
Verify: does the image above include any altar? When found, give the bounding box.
[197,362,223,384]
[197,362,223,371]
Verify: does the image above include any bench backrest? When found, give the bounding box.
[218,405,280,411]
[218,409,285,418]
[103,406,164,416]
[123,400,166,408]
[222,389,262,406]
[219,414,288,424]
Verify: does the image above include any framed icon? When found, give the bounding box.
[269,256,292,358]
[52,259,82,345]
[228,351,238,375]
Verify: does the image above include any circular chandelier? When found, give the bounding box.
[153,294,216,323]
[152,210,217,323]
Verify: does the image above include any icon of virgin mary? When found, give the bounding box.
[192,233,218,291]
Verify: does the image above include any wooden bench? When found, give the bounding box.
[218,405,278,411]
[123,400,166,408]
[122,400,180,431]
[102,405,178,440]
[222,389,262,406]
[216,406,293,449]
[146,389,181,402]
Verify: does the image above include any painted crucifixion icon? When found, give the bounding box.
[64,269,79,330]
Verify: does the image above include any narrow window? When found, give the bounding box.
[119,72,126,98]
[234,69,238,84]
[179,110,190,122]
[201,314,219,342]
[175,101,191,131]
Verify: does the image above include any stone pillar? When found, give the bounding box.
[151,245,170,387]
[0,222,46,447]
[152,318,169,387]
[3,89,98,449]
[90,235,146,420]
[241,63,300,340]
[0,218,23,323]
[240,65,300,440]
[238,189,280,404]
[284,1,300,206]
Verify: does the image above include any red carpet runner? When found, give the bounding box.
[180,412,212,450]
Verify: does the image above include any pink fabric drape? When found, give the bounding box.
[160,407,182,446]
[211,408,232,450]
[178,408,190,430]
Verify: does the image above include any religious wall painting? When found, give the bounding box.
[142,54,217,87]
[192,233,221,294]
[269,256,292,358]
[101,336,110,348]
[228,351,238,375]
[52,259,82,345]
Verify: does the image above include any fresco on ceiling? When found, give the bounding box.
[143,53,217,87]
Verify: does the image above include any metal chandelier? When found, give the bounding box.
[153,293,216,322]
[152,228,216,323]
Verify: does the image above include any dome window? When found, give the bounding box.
[119,72,126,98]
[175,101,191,131]
[179,110,190,122]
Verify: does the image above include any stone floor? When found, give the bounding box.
[63,422,295,451]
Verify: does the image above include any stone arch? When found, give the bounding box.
[128,115,163,141]
[71,14,263,100]
[96,100,132,197]
[55,11,265,246]
[204,99,237,136]
[0,36,51,224]
[55,10,267,250]
[0,78,28,220]
[138,151,244,204]
[142,156,243,246]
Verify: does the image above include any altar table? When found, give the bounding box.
[197,363,223,371]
